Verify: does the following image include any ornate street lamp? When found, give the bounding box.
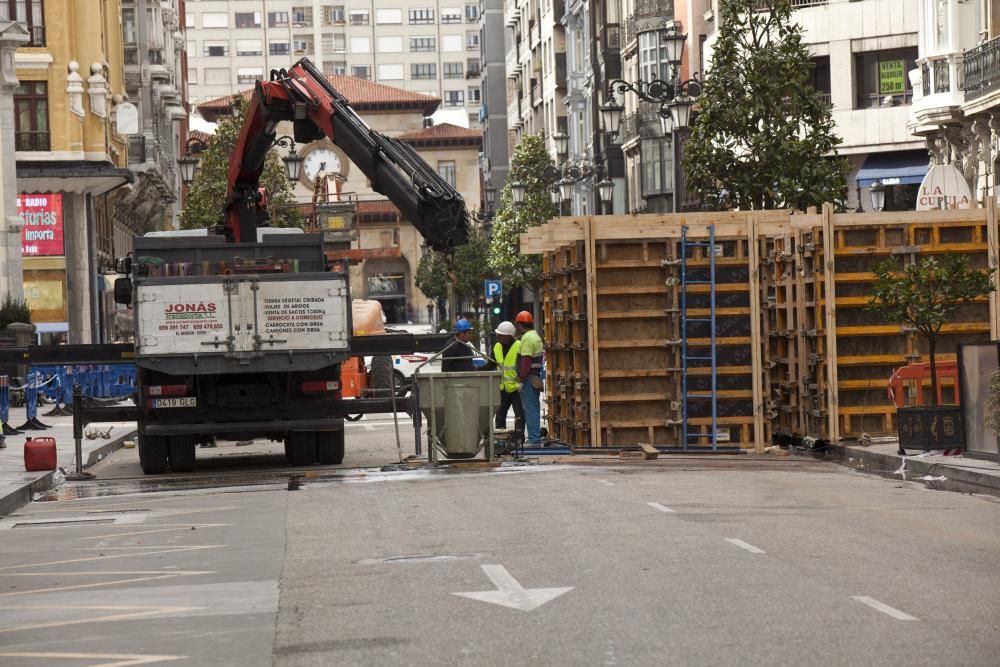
[177,137,206,185]
[600,100,625,139]
[558,177,575,203]
[511,181,527,206]
[273,135,304,182]
[551,131,569,159]
[598,179,615,206]
[549,187,562,206]
[870,180,886,212]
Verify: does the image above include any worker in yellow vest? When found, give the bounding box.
[485,321,523,432]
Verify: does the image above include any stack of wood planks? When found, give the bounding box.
[521,202,1000,451]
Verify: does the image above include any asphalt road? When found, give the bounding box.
[1,419,998,666]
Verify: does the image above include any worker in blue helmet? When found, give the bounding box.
[441,317,477,372]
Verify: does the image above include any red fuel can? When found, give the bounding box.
[24,436,57,472]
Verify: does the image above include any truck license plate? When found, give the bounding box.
[151,397,197,408]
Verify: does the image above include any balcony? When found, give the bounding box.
[128,136,146,165]
[27,24,44,47]
[965,36,1000,102]
[15,131,50,152]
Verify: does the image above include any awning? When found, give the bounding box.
[16,161,134,196]
[856,150,930,188]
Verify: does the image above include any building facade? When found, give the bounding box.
[10,0,136,343]
[185,0,484,128]
[478,0,509,207]
[197,76,480,324]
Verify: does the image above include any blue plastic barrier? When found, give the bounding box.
[0,375,10,432]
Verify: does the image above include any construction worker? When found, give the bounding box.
[484,321,523,432]
[514,310,544,445]
[441,318,477,372]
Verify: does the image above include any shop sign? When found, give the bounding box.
[879,59,906,95]
[916,164,973,211]
[18,193,64,256]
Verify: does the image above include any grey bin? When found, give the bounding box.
[415,371,501,459]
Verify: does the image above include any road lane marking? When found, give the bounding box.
[453,564,573,611]
[1,571,212,576]
[647,502,676,513]
[0,604,200,634]
[851,596,918,621]
[597,480,615,486]
[0,545,224,571]
[77,524,232,540]
[0,513,148,530]
[0,652,184,666]
[725,538,766,554]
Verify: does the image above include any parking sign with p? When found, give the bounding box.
[485,280,502,299]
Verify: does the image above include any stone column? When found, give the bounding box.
[64,192,92,343]
[0,22,29,299]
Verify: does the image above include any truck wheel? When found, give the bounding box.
[285,431,317,466]
[138,433,169,474]
[168,436,197,473]
[371,355,394,397]
[317,429,345,465]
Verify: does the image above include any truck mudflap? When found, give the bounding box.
[144,417,344,437]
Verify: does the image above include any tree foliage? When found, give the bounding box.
[415,228,492,307]
[868,254,993,406]
[0,294,31,328]
[179,95,302,230]
[684,0,848,211]
[488,134,556,288]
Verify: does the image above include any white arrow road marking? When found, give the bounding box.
[851,596,918,621]
[453,564,572,611]
[725,538,766,554]
[647,502,675,513]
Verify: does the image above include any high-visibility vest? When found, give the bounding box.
[494,340,521,393]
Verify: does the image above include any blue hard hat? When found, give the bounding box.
[454,318,472,332]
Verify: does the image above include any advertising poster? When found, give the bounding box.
[19,193,64,256]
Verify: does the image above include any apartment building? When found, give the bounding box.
[185,0,484,127]
[908,0,998,207]
[479,0,508,206]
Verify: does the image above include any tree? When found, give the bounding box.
[179,95,301,230]
[416,229,492,309]
[868,254,993,406]
[488,134,556,289]
[684,0,848,211]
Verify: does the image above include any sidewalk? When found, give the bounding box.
[828,439,1000,498]
[0,404,135,516]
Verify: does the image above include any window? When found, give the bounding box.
[352,65,371,79]
[810,56,832,107]
[409,8,434,24]
[185,12,194,29]
[205,68,230,85]
[378,36,403,53]
[292,7,313,27]
[378,63,404,80]
[322,5,345,25]
[441,7,462,24]
[410,36,436,52]
[0,1,46,46]
[466,58,481,77]
[322,33,346,53]
[640,138,672,197]
[442,34,462,52]
[375,8,402,24]
[367,274,406,298]
[465,3,479,22]
[855,48,917,108]
[466,32,479,50]
[444,62,463,79]
[236,39,262,56]
[269,40,290,56]
[349,9,369,25]
[203,41,228,57]
[444,90,464,107]
[268,11,289,27]
[411,63,437,79]
[350,36,370,53]
[638,31,671,83]
[237,67,264,84]
[438,160,457,186]
[202,12,228,28]
[235,11,261,28]
[293,38,311,55]
[468,86,481,104]
[188,68,198,85]
[324,60,347,75]
[14,80,48,151]
[469,113,479,126]
[122,8,137,45]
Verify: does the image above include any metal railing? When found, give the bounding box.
[15,132,50,152]
[964,36,1000,101]
[28,25,44,46]
[128,136,146,164]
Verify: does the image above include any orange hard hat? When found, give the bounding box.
[515,310,533,324]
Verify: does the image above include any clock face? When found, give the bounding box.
[301,146,345,187]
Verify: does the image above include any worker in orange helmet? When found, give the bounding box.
[514,310,544,445]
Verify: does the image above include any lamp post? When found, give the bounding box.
[177,137,207,186]
[602,21,702,213]
[869,180,886,212]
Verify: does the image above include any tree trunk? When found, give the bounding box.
[928,335,939,407]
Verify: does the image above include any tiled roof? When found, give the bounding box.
[397,123,482,148]
[189,130,213,144]
[196,75,441,122]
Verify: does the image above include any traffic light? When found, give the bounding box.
[491,301,501,316]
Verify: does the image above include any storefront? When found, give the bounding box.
[19,193,67,343]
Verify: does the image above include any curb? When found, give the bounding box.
[0,428,137,516]
[827,444,1000,499]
